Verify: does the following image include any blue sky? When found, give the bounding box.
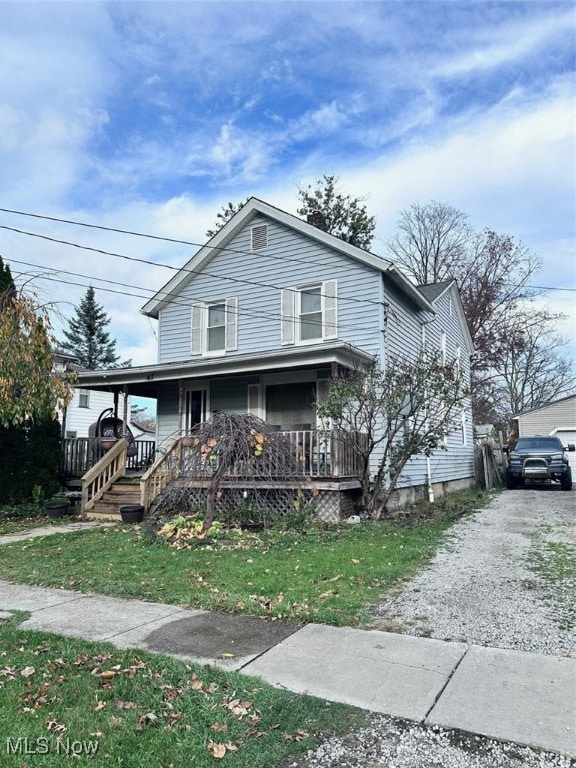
[0,0,574,367]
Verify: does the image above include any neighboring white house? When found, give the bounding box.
[513,394,576,474]
[53,350,132,439]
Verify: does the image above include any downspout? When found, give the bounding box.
[422,322,435,503]
[378,275,388,499]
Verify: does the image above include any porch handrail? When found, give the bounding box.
[81,438,128,513]
[140,437,182,510]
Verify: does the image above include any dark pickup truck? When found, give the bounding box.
[504,436,574,490]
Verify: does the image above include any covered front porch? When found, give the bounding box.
[75,342,373,519]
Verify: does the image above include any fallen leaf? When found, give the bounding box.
[20,666,35,678]
[208,742,227,759]
[100,670,116,680]
[136,712,158,729]
[115,700,138,710]
[93,700,106,712]
[46,719,67,733]
[211,723,228,732]
[109,716,124,727]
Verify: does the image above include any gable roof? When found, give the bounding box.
[418,281,454,303]
[513,393,576,419]
[141,197,434,318]
[418,279,474,353]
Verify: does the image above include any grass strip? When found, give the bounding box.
[0,613,360,767]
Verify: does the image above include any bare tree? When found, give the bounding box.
[387,201,472,284]
[481,308,575,419]
[317,352,469,519]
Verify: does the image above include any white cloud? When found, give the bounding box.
[434,9,574,78]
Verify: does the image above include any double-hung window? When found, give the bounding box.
[299,286,323,341]
[207,302,226,352]
[191,297,238,356]
[281,280,337,345]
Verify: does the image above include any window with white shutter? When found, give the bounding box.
[281,288,295,345]
[225,297,238,352]
[191,298,238,356]
[322,280,337,340]
[281,280,338,345]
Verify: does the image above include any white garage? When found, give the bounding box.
[514,395,576,475]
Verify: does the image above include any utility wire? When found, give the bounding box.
[0,205,572,293]
[0,206,385,280]
[0,224,384,308]
[6,257,379,335]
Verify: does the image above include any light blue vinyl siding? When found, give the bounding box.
[157,215,381,364]
[421,285,474,485]
[210,376,260,414]
[383,277,425,363]
[156,381,181,450]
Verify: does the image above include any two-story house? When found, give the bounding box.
[77,198,474,519]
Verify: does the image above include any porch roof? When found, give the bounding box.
[77,341,376,397]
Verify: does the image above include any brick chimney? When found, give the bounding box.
[306,209,328,232]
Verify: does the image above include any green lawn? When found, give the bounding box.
[0,504,81,536]
[0,614,360,768]
[0,489,486,626]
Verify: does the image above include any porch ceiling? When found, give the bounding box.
[77,341,376,397]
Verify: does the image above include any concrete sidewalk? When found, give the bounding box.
[0,520,113,545]
[0,580,574,758]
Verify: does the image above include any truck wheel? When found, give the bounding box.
[506,471,517,490]
[561,468,572,491]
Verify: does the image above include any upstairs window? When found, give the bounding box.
[299,286,322,340]
[281,280,337,345]
[191,298,238,356]
[78,391,89,408]
[207,302,226,352]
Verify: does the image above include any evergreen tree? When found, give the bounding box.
[61,287,129,369]
[0,255,16,309]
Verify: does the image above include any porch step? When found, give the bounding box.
[85,476,141,520]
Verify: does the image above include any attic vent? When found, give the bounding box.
[251,224,268,251]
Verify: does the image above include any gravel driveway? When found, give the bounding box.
[372,486,575,657]
[286,487,576,768]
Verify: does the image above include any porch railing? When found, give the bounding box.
[61,438,156,477]
[81,438,128,514]
[279,429,366,478]
[140,438,182,511]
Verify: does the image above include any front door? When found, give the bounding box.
[184,387,208,432]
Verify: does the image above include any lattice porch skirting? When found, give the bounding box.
[154,480,361,524]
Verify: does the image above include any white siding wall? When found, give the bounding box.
[517,397,576,436]
[64,390,121,438]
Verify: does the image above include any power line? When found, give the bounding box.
[1,206,574,295]
[6,257,381,336]
[0,205,381,280]
[0,224,383,308]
